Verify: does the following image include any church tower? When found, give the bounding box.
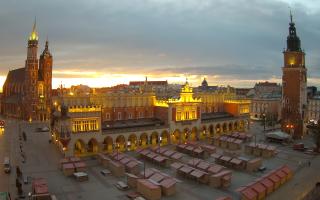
[281,12,307,138]
[39,39,53,120]
[24,20,39,121]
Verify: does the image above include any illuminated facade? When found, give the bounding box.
[1,21,52,121]
[52,80,250,157]
[281,13,307,138]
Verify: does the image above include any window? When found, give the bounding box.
[105,113,110,120]
[83,120,89,131]
[192,111,196,119]
[139,111,144,119]
[177,112,181,121]
[185,112,189,120]
[117,112,122,120]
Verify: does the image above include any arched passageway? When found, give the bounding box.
[74,139,86,155]
[103,136,113,152]
[128,134,138,151]
[140,133,148,148]
[171,130,180,144]
[150,132,159,146]
[160,131,169,145]
[88,138,99,153]
[115,135,126,151]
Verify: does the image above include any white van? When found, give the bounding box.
[3,157,10,173]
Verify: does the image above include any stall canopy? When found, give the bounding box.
[266,131,291,141]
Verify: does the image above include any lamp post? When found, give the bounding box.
[263,113,266,132]
[116,143,120,161]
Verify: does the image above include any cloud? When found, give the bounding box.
[0,0,319,88]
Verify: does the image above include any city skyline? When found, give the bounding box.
[0,0,320,89]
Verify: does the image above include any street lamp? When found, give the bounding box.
[263,113,266,132]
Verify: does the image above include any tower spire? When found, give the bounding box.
[29,17,38,41]
[286,9,301,52]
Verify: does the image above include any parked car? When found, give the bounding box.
[100,169,111,176]
[258,166,267,172]
[3,157,10,173]
[115,181,129,191]
[36,127,50,132]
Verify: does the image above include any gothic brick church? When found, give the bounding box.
[1,21,52,121]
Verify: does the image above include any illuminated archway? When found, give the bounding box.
[115,135,126,151]
[74,139,86,155]
[239,120,245,131]
[88,138,99,153]
[215,124,221,135]
[199,126,206,140]
[128,134,138,151]
[209,125,214,138]
[140,133,148,148]
[182,128,190,143]
[222,123,228,133]
[150,132,159,146]
[229,123,233,133]
[234,121,239,131]
[160,131,169,145]
[191,127,197,141]
[171,129,180,144]
[103,136,113,152]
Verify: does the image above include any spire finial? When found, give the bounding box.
[29,17,38,41]
[33,17,37,32]
[289,7,293,23]
[45,35,49,50]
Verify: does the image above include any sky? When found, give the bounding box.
[0,0,319,89]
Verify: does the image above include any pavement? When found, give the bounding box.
[0,119,319,200]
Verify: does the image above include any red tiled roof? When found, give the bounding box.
[241,187,258,200]
[251,182,266,194]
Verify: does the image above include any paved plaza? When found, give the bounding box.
[0,119,319,200]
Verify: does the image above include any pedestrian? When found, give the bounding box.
[308,160,311,167]
[23,132,26,141]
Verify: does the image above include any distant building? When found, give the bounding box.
[235,88,252,98]
[253,81,281,98]
[307,96,320,123]
[281,13,307,138]
[307,86,317,99]
[251,97,281,121]
[1,22,52,121]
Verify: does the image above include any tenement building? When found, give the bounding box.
[1,22,53,121]
[281,13,307,138]
[51,80,250,156]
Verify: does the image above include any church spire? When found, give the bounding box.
[41,36,52,57]
[29,18,38,41]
